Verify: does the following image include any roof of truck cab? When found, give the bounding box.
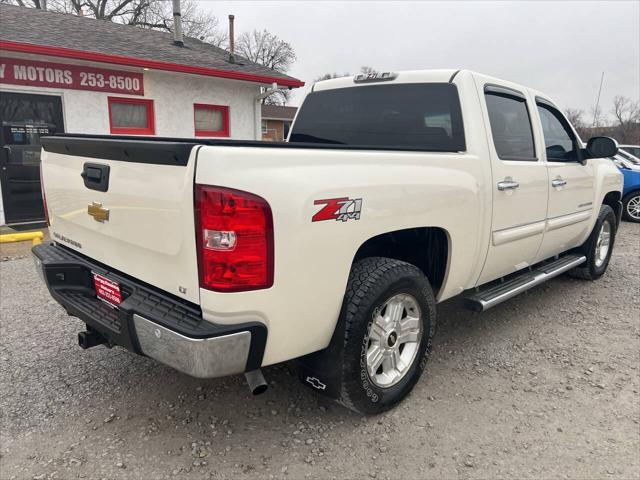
[312,69,460,91]
[312,69,557,105]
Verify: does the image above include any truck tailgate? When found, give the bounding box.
[40,136,201,304]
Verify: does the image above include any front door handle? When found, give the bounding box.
[497,179,520,191]
[552,178,567,187]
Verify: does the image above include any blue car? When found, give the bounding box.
[612,155,640,223]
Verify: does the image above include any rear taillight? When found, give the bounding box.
[40,162,50,226]
[195,185,274,292]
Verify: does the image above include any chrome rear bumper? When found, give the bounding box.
[133,315,251,378]
[32,242,267,378]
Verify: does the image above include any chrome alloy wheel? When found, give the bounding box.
[627,195,640,220]
[594,220,612,268]
[365,293,423,388]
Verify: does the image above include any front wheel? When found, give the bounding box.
[622,191,640,223]
[569,204,617,280]
[337,257,436,414]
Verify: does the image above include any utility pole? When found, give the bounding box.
[592,71,605,128]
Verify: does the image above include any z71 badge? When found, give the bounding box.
[312,197,362,222]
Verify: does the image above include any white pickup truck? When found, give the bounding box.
[33,69,623,414]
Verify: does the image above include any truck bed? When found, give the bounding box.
[42,133,462,157]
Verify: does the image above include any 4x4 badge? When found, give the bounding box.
[312,197,362,222]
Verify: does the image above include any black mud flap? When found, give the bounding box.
[295,317,347,400]
[296,353,342,399]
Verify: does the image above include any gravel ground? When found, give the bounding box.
[1,224,639,480]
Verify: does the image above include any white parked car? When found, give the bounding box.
[619,145,640,159]
[617,147,640,166]
[34,70,623,414]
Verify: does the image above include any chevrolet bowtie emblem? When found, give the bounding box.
[88,202,109,222]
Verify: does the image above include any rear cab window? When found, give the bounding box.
[289,83,465,151]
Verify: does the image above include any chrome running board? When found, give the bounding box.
[462,254,586,312]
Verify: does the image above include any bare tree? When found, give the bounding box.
[566,96,640,143]
[314,66,379,83]
[123,0,227,45]
[236,29,297,105]
[2,0,48,8]
[359,66,378,75]
[236,29,296,72]
[564,108,588,138]
[314,72,350,82]
[1,0,227,46]
[611,96,640,144]
[589,104,608,134]
[564,108,585,129]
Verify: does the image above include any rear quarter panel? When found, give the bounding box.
[195,146,492,365]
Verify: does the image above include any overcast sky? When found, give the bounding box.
[200,1,639,118]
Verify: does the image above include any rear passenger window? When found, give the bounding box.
[485,91,536,161]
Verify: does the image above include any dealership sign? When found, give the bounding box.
[0,57,144,95]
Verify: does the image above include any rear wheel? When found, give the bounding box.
[337,257,436,414]
[622,191,640,223]
[569,204,617,280]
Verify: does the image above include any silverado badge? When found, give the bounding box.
[88,202,109,222]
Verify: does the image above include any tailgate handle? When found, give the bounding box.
[81,163,110,192]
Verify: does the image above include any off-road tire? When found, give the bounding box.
[337,257,436,415]
[568,204,617,280]
[622,191,640,223]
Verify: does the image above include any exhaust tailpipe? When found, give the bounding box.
[244,369,268,395]
[78,330,106,349]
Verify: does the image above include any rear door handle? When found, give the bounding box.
[497,180,520,191]
[552,178,567,187]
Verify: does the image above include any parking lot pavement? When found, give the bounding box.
[1,224,638,480]
[0,229,50,261]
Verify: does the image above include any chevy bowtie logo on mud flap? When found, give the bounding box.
[305,376,327,390]
[312,197,362,222]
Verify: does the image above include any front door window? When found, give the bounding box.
[537,103,579,162]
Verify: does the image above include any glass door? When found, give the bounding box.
[0,92,64,225]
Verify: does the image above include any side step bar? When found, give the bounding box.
[462,254,586,312]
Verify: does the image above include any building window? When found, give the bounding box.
[261,120,268,134]
[194,104,229,137]
[108,97,155,135]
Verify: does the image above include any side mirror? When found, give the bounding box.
[586,136,618,159]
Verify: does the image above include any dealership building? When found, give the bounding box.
[0,4,303,226]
